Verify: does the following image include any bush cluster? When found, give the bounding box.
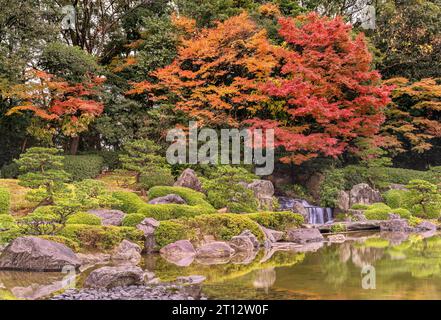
[0,188,10,215]
[63,155,104,181]
[245,211,304,231]
[66,212,102,225]
[112,191,147,213]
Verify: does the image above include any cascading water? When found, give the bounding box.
[278,197,334,225]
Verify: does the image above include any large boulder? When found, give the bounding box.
[349,183,382,207]
[159,240,196,266]
[304,173,325,201]
[286,228,324,244]
[416,221,437,231]
[88,209,125,226]
[247,180,275,210]
[111,240,142,265]
[196,242,235,258]
[261,226,284,243]
[174,168,202,192]
[136,218,160,253]
[336,191,350,213]
[239,230,260,248]
[229,236,254,252]
[0,237,81,272]
[380,218,411,232]
[84,266,144,289]
[148,194,186,205]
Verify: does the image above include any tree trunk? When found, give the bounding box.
[70,136,80,155]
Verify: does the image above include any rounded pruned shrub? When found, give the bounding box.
[122,213,146,227]
[137,204,212,221]
[154,220,195,248]
[0,163,19,179]
[383,189,408,209]
[66,212,102,225]
[0,188,11,215]
[351,204,369,210]
[246,211,304,231]
[139,167,175,191]
[59,224,143,250]
[63,155,104,181]
[148,186,215,211]
[112,191,146,213]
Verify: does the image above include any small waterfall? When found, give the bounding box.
[278,197,334,225]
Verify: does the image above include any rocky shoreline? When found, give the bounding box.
[51,283,206,300]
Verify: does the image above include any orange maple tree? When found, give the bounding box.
[128,12,277,127]
[247,13,392,164]
[7,70,104,153]
[381,77,441,154]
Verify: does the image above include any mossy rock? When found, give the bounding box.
[58,224,144,251]
[245,211,304,231]
[66,212,102,226]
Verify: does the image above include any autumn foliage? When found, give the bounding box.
[130,12,392,164]
[381,77,441,154]
[128,12,277,126]
[7,70,104,138]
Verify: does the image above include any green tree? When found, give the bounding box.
[15,148,70,206]
[405,179,441,219]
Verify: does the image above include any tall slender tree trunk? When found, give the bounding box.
[70,136,80,155]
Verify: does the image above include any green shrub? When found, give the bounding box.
[154,220,195,248]
[0,188,10,214]
[383,189,408,209]
[59,224,144,250]
[91,151,121,170]
[0,215,15,230]
[148,186,214,210]
[364,207,391,220]
[184,214,265,242]
[351,204,369,210]
[63,155,104,181]
[66,212,102,225]
[0,162,19,179]
[330,223,347,233]
[404,180,441,219]
[112,191,146,213]
[137,204,212,221]
[319,169,345,208]
[409,216,423,227]
[391,208,411,219]
[369,203,391,210]
[39,235,80,252]
[122,213,146,227]
[246,212,304,231]
[139,167,175,190]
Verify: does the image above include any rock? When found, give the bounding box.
[83,266,144,289]
[0,237,81,272]
[88,209,126,226]
[327,234,346,243]
[305,172,325,201]
[148,194,186,205]
[388,213,401,220]
[196,242,235,258]
[176,275,206,285]
[239,230,260,248]
[416,221,437,231]
[349,183,382,207]
[229,236,254,252]
[247,180,275,210]
[286,228,324,244]
[291,201,309,222]
[336,191,350,213]
[380,219,411,232]
[159,240,196,267]
[261,226,284,243]
[137,218,160,253]
[174,168,202,192]
[111,240,142,265]
[318,220,381,232]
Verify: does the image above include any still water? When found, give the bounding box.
[2,231,441,300]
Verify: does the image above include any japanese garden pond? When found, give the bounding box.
[2,231,441,300]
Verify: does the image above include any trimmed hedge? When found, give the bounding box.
[137,204,213,221]
[148,186,215,211]
[184,214,265,242]
[66,212,102,225]
[0,215,15,229]
[246,211,304,231]
[112,191,146,213]
[351,204,370,210]
[154,220,195,248]
[63,155,104,181]
[59,224,144,250]
[0,188,10,215]
[364,204,411,220]
[122,213,146,227]
[0,163,19,179]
